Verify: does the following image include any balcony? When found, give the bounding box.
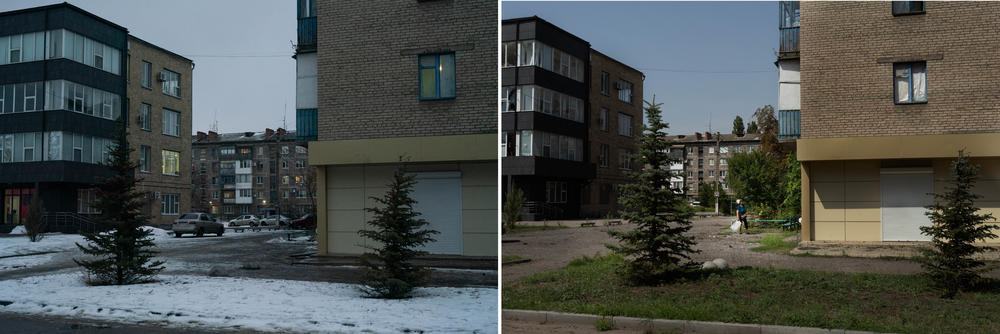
[296,109,318,142]
[297,17,316,52]
[779,27,799,58]
[220,168,235,176]
[778,109,801,140]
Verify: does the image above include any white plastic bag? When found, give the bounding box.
[729,219,742,232]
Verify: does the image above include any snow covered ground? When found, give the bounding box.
[0,273,497,333]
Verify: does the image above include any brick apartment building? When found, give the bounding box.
[798,1,1000,242]
[581,50,642,218]
[127,35,193,227]
[672,133,761,203]
[190,129,314,221]
[297,0,496,257]
[0,3,191,232]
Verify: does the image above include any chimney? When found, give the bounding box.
[706,132,712,140]
[695,132,702,140]
[277,128,286,136]
[265,128,274,137]
[208,131,218,139]
[196,131,206,141]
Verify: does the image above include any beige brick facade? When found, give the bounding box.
[582,50,643,217]
[800,2,1000,139]
[314,0,496,141]
[126,36,192,226]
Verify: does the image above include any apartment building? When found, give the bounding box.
[127,35,192,227]
[298,1,496,257]
[798,1,1000,242]
[776,1,801,142]
[190,129,314,221]
[0,4,190,231]
[673,133,761,202]
[581,49,643,217]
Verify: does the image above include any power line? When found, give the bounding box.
[182,54,291,58]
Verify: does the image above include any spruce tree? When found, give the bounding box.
[358,168,438,298]
[75,119,164,285]
[607,97,699,284]
[919,150,998,298]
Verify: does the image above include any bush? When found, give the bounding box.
[502,187,525,233]
[24,196,46,242]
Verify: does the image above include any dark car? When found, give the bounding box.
[289,214,316,230]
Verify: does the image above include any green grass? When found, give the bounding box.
[749,231,799,254]
[503,254,1000,334]
[507,225,569,233]
[594,316,614,331]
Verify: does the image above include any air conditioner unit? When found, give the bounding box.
[157,72,167,82]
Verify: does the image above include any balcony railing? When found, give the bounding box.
[220,168,235,176]
[296,109,318,142]
[779,27,799,57]
[297,17,316,52]
[778,109,801,140]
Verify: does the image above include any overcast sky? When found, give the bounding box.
[503,1,778,135]
[0,0,296,135]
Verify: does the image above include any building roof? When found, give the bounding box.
[590,48,643,78]
[0,2,128,32]
[671,133,761,144]
[502,16,591,46]
[191,130,298,145]
[129,34,193,64]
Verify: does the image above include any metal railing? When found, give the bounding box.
[522,201,565,221]
[43,212,107,234]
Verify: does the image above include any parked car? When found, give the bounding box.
[262,215,293,226]
[289,214,316,230]
[229,215,260,227]
[173,213,224,237]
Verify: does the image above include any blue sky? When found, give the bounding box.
[503,1,779,135]
[0,0,295,135]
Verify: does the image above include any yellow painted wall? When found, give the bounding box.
[808,158,1000,242]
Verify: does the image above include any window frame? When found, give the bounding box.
[139,145,150,173]
[140,103,151,131]
[893,61,928,105]
[892,1,925,16]
[162,108,180,136]
[418,53,456,100]
[141,61,152,89]
[161,150,180,176]
[600,72,610,96]
[161,69,181,98]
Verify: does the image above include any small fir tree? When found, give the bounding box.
[502,186,525,233]
[919,150,998,298]
[607,97,699,284]
[732,115,745,136]
[75,119,164,285]
[358,167,438,298]
[24,195,46,242]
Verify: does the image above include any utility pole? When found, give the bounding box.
[714,132,721,214]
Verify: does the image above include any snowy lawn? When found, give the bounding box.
[0,273,496,333]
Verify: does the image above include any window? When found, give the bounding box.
[281,146,289,155]
[295,176,303,184]
[162,109,180,136]
[709,159,714,166]
[545,181,568,203]
[600,72,610,95]
[212,177,217,185]
[282,160,288,169]
[515,85,584,122]
[221,146,235,155]
[140,103,150,130]
[517,130,582,162]
[618,149,632,170]
[892,1,924,15]
[283,191,289,199]
[687,171,692,178]
[257,147,264,156]
[239,189,252,197]
[418,53,456,100]
[78,188,100,214]
[162,150,180,176]
[296,160,305,168]
[720,170,727,178]
[618,113,633,137]
[140,145,150,172]
[617,80,633,103]
[708,147,715,154]
[9,34,22,63]
[141,61,151,89]
[161,70,180,97]
[894,62,927,104]
[598,144,609,168]
[298,0,316,18]
[161,194,179,215]
[709,171,715,178]
[256,176,264,184]
[501,42,517,68]
[720,146,729,154]
[720,158,727,165]
[282,176,289,184]
[212,191,219,199]
[599,108,608,131]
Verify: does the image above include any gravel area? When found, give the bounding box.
[502,216,1000,283]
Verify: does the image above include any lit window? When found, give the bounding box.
[418,53,456,100]
[162,150,180,176]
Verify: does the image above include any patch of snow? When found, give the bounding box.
[0,234,85,258]
[266,236,315,244]
[8,225,27,235]
[0,253,55,272]
[0,273,497,334]
[140,226,173,239]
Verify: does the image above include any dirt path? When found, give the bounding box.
[502,216,1000,283]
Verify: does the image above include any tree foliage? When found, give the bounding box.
[919,151,998,298]
[24,195,46,242]
[746,121,759,134]
[358,167,438,299]
[697,181,718,209]
[753,105,781,157]
[75,120,164,285]
[727,151,783,218]
[502,186,525,233]
[781,152,801,217]
[732,116,745,136]
[606,97,699,284]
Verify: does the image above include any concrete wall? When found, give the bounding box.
[777,60,799,111]
[126,36,192,225]
[324,161,496,256]
[800,2,1000,139]
[807,158,1000,242]
[295,52,317,110]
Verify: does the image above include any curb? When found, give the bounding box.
[503,309,887,334]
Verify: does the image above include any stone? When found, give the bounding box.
[712,258,728,269]
[701,261,717,270]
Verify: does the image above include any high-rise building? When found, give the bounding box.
[798,1,1000,242]
[297,1,497,257]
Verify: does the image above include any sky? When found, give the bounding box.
[503,1,779,135]
[0,0,296,135]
